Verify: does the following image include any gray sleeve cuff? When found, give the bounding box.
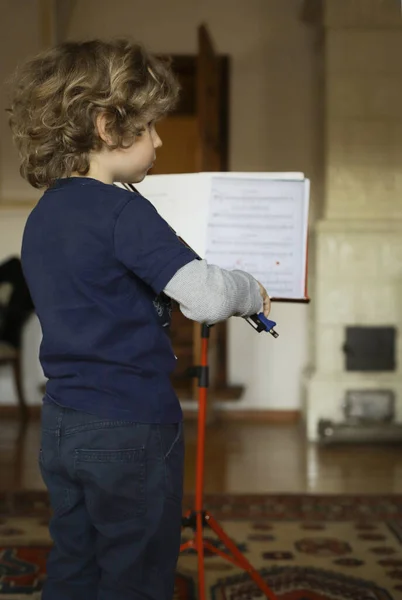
[163,259,263,324]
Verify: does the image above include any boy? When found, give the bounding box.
[8,39,270,600]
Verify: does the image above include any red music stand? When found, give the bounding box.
[180,324,278,600]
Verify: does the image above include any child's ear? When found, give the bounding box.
[96,112,114,146]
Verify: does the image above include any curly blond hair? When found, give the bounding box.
[8,39,180,189]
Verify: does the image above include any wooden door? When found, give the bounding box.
[151,26,242,402]
[150,116,199,401]
[192,24,226,401]
[196,24,224,172]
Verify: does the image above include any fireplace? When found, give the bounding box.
[304,0,402,443]
[305,221,402,442]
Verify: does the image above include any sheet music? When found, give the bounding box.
[136,172,310,300]
[205,176,309,299]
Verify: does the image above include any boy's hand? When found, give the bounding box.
[257,282,271,318]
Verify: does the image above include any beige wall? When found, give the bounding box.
[324,0,402,220]
[0,0,321,410]
[68,0,323,221]
[0,0,323,216]
[0,0,43,204]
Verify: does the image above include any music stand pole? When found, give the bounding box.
[180,324,278,600]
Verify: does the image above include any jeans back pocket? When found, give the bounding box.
[75,447,146,523]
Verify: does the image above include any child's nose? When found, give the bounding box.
[153,132,162,148]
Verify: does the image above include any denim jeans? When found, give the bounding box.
[39,401,184,600]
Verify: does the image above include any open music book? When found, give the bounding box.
[117,172,310,302]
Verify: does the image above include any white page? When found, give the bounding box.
[135,172,309,300]
[136,173,210,257]
[205,175,309,299]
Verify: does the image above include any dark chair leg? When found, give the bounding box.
[12,355,28,421]
[14,419,28,489]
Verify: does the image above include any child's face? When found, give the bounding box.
[113,123,162,184]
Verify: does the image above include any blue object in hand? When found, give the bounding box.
[245,313,279,338]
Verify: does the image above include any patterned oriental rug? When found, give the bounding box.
[1,492,402,599]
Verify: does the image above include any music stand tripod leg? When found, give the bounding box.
[180,324,278,600]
